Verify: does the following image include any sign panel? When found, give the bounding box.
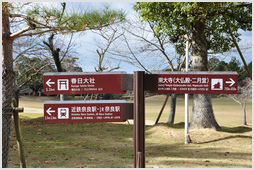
[153,71,238,94]
[43,72,127,95]
[44,100,132,123]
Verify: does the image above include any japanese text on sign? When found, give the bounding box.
[71,106,120,113]
[71,77,95,84]
[158,77,209,84]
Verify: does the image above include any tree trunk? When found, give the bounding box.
[190,20,221,131]
[2,4,14,167]
[191,94,220,130]
[167,94,177,124]
[44,34,69,100]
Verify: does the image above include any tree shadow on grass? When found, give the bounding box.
[194,126,252,144]
[220,126,252,133]
[151,122,185,129]
[195,135,251,144]
[149,122,252,133]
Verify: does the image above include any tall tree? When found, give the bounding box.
[133,2,252,130]
[2,2,125,167]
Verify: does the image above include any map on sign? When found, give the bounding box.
[44,100,128,123]
[43,72,127,95]
[153,71,238,94]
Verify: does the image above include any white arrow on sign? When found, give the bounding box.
[226,78,235,87]
[46,79,55,87]
[46,107,55,116]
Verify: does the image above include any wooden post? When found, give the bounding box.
[13,108,26,168]
[12,89,26,168]
[133,71,145,168]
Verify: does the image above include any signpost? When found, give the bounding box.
[44,100,133,123]
[153,71,238,94]
[43,71,238,168]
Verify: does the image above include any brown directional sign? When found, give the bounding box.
[43,72,129,95]
[44,100,133,123]
[152,71,238,94]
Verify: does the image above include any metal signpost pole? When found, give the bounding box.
[185,35,189,144]
[133,71,145,168]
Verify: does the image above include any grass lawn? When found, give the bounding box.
[8,95,252,168]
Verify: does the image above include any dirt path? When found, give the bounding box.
[23,107,43,113]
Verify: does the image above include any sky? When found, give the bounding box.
[67,2,140,73]
[43,2,253,74]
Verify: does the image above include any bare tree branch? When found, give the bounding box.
[92,26,124,72]
[60,33,74,62]
[122,34,151,73]
[147,21,175,70]
[15,29,58,38]
[18,63,51,90]
[10,26,33,39]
